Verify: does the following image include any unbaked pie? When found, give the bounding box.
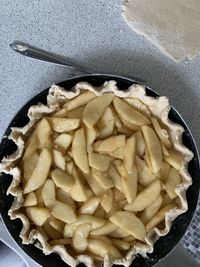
[0,81,193,267]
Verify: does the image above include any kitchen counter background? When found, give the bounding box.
[0,0,200,266]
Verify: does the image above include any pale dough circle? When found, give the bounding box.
[122,0,200,62]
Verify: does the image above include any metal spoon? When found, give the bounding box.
[10,41,92,73]
[10,41,145,83]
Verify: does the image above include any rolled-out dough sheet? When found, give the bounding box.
[122,0,200,62]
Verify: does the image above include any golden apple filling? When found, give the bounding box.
[19,88,183,261]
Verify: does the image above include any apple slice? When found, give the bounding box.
[111,239,130,251]
[51,201,77,223]
[161,142,169,156]
[26,207,50,226]
[56,188,76,209]
[164,151,182,170]
[23,152,39,182]
[51,168,74,193]
[114,160,137,203]
[35,118,52,148]
[165,167,181,199]
[85,186,95,199]
[146,204,175,232]
[113,188,125,201]
[88,152,112,172]
[124,97,151,117]
[82,171,106,196]
[101,189,113,212]
[83,93,114,127]
[64,221,83,238]
[92,169,113,189]
[134,131,145,157]
[151,117,172,148]
[80,197,100,215]
[54,133,72,152]
[124,135,136,173]
[23,118,51,160]
[97,107,115,139]
[125,180,161,212]
[67,106,85,119]
[113,97,150,126]
[136,156,157,186]
[87,239,122,259]
[24,148,52,194]
[53,149,66,171]
[49,218,64,233]
[23,134,38,160]
[93,135,125,152]
[86,127,97,153]
[23,192,37,207]
[121,165,138,204]
[64,91,96,111]
[94,207,106,218]
[63,215,105,238]
[42,179,56,208]
[43,222,62,240]
[72,223,91,253]
[123,235,136,242]
[91,221,117,236]
[70,167,88,202]
[65,161,74,175]
[140,195,163,225]
[35,187,44,206]
[109,227,129,238]
[107,147,124,159]
[53,108,67,118]
[118,115,140,132]
[160,162,170,182]
[114,159,126,176]
[110,211,146,241]
[72,128,89,174]
[91,235,112,244]
[142,125,163,173]
[49,118,80,133]
[108,165,123,192]
[117,126,133,135]
[79,215,105,229]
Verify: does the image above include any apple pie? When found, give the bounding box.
[0,80,193,267]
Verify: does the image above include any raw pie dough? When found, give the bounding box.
[0,81,193,267]
[122,0,200,62]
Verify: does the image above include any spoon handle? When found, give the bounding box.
[10,42,91,73]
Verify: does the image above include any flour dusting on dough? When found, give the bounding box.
[122,0,200,62]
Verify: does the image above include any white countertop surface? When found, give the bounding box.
[0,0,200,266]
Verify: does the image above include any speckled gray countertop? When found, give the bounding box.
[0,0,200,266]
